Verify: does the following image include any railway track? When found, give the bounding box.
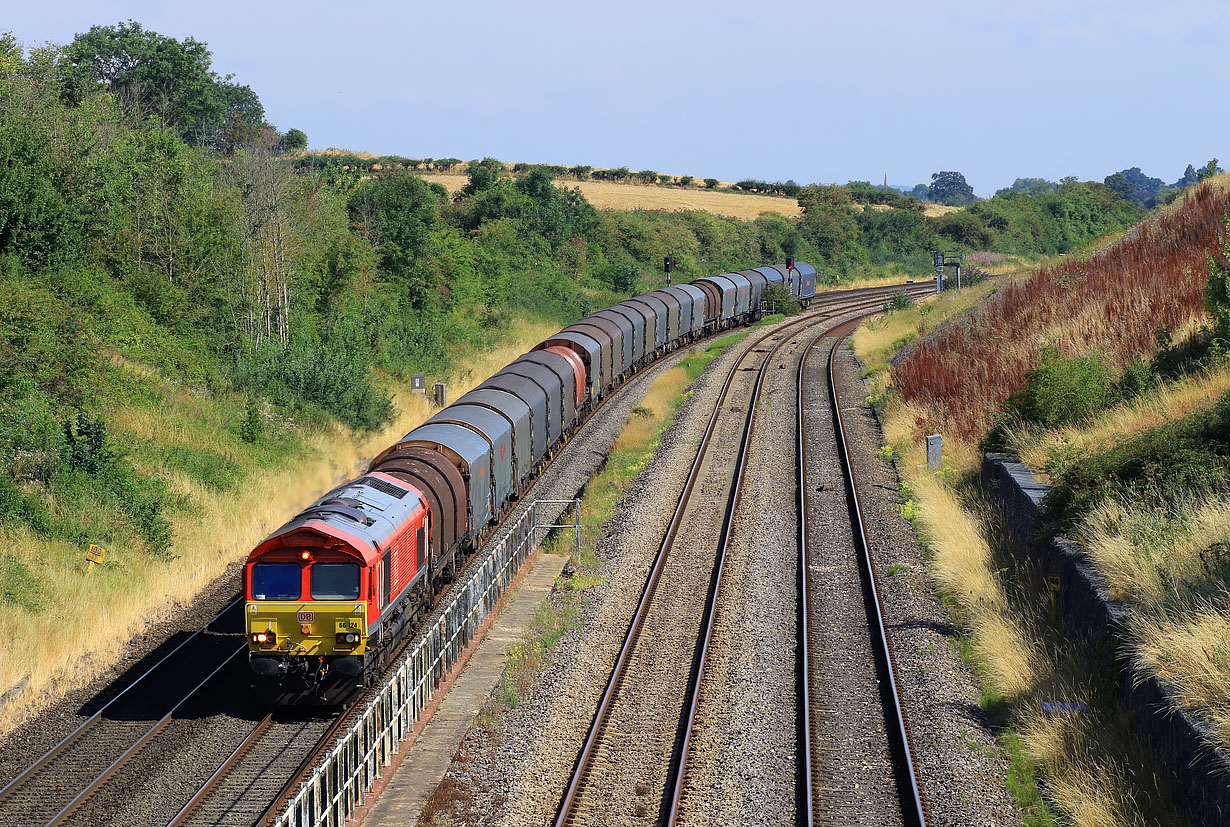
[795,325,928,825]
[553,288,930,827]
[0,281,927,827]
[0,598,249,827]
[167,713,333,827]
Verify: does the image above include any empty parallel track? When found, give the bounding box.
[796,325,928,825]
[554,288,930,827]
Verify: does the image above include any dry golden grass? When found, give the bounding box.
[614,366,688,455]
[1019,708,1148,827]
[923,203,961,218]
[1132,605,1230,744]
[1077,494,1230,604]
[421,173,800,220]
[0,317,559,733]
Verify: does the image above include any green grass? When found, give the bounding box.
[0,555,40,611]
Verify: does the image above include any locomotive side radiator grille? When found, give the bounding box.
[273,504,539,827]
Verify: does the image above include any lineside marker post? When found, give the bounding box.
[925,434,942,471]
[86,543,106,575]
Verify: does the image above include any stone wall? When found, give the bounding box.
[981,453,1230,826]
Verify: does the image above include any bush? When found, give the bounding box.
[761,284,800,315]
[1044,392,1230,526]
[596,260,640,293]
[704,178,719,189]
[883,289,914,313]
[236,336,394,431]
[1004,345,1113,429]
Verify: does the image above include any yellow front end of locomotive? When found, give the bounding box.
[246,601,367,656]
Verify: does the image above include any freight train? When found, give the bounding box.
[244,262,817,704]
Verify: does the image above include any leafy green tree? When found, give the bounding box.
[462,157,503,196]
[569,165,591,179]
[1104,172,1134,201]
[635,170,658,184]
[931,210,995,249]
[1174,164,1200,188]
[59,21,264,147]
[348,171,440,307]
[995,177,1057,197]
[279,127,307,152]
[796,185,864,269]
[1199,158,1222,181]
[927,171,976,206]
[704,178,719,189]
[0,31,19,76]
[909,183,930,201]
[679,175,693,187]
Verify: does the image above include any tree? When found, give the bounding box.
[995,177,1057,197]
[1104,172,1135,201]
[679,175,693,187]
[1199,158,1222,181]
[796,185,863,267]
[927,171,976,206]
[59,21,263,147]
[569,165,591,180]
[279,128,308,152]
[909,183,930,201]
[704,178,719,189]
[931,210,995,249]
[348,171,439,308]
[461,157,502,196]
[0,31,19,77]
[1174,164,1200,189]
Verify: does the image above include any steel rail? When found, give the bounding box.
[553,311,838,827]
[797,322,819,826]
[165,713,275,827]
[664,303,800,825]
[253,287,926,827]
[552,291,928,827]
[0,595,243,808]
[819,330,928,826]
[665,294,932,826]
[44,645,248,827]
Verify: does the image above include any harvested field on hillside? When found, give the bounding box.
[421,173,801,219]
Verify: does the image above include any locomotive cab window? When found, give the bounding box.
[251,562,301,600]
[311,562,361,600]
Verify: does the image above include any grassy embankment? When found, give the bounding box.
[855,178,1230,825]
[0,317,560,734]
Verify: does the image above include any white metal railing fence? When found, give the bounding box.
[272,500,564,827]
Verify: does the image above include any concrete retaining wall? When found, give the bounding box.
[981,453,1230,826]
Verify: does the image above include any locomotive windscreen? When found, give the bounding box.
[252,562,301,600]
[311,563,361,600]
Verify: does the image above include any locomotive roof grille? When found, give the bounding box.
[356,475,408,499]
[302,498,374,526]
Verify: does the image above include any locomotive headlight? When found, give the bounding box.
[251,631,276,646]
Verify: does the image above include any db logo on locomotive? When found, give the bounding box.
[297,611,315,623]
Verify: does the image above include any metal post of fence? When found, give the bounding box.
[574,497,581,560]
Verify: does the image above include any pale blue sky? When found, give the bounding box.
[9,1,1229,195]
